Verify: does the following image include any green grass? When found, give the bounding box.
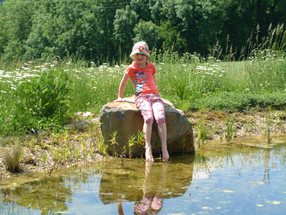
[0,51,286,136]
[156,54,286,112]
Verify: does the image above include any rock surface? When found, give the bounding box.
[99,97,194,157]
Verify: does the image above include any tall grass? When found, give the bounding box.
[0,25,286,136]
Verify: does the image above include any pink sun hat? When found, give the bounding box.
[130,41,151,57]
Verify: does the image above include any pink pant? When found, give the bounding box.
[135,94,166,124]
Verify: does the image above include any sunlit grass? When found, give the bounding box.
[0,50,286,135]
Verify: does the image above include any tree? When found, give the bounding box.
[0,0,35,60]
[0,0,285,61]
[25,0,101,60]
[133,21,161,50]
[130,0,152,21]
[113,6,138,59]
[158,22,186,52]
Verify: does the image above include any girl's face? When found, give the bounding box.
[132,53,148,67]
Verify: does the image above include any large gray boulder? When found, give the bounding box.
[99,96,194,157]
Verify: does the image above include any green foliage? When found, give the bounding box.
[109,131,119,157]
[114,6,138,57]
[0,0,35,60]
[130,0,151,21]
[12,69,71,133]
[158,22,187,52]
[0,0,286,62]
[127,134,137,158]
[0,52,286,136]
[25,0,101,60]
[133,21,161,50]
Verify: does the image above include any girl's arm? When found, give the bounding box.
[116,73,129,102]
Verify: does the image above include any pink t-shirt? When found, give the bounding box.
[125,62,159,95]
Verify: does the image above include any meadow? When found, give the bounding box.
[0,50,286,136]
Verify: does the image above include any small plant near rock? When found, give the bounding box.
[110,131,119,157]
[4,145,23,173]
[136,131,145,146]
[196,121,208,148]
[97,135,108,156]
[265,107,272,144]
[226,118,235,143]
[127,135,137,158]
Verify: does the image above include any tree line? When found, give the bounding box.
[0,0,285,63]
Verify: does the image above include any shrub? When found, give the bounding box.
[11,69,71,133]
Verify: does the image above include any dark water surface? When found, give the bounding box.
[0,143,286,215]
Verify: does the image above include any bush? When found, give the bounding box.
[11,69,71,134]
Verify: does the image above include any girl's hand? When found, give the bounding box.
[115,97,125,102]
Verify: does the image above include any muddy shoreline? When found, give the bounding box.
[1,110,286,181]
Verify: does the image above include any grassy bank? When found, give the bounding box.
[0,51,286,136]
[1,109,286,180]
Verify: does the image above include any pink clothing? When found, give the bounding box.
[135,94,166,124]
[125,62,159,95]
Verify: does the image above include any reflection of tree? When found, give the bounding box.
[0,168,102,214]
[2,177,72,215]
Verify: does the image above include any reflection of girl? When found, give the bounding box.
[117,162,168,214]
[134,162,168,214]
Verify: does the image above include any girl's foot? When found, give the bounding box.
[151,196,163,211]
[162,146,169,162]
[134,196,152,214]
[145,146,154,162]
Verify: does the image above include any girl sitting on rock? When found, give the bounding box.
[116,41,169,162]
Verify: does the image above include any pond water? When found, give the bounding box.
[0,143,286,215]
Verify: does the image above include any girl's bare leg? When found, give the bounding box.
[153,100,169,162]
[143,122,154,162]
[157,122,169,162]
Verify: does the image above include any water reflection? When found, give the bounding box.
[117,162,183,214]
[1,177,72,214]
[0,144,286,214]
[263,149,270,184]
[133,162,168,214]
[0,156,195,214]
[100,156,194,214]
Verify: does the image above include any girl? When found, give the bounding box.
[116,41,169,162]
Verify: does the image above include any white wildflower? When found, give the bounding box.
[11,85,17,90]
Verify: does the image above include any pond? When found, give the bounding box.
[0,143,286,215]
